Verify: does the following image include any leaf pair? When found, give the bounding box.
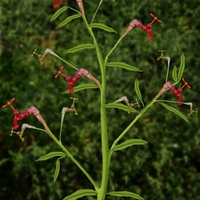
[50,6,116,32]
[36,151,66,183]
[62,189,143,200]
[172,53,185,83]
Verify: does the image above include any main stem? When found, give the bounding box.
[84,28,109,200]
[94,37,110,200]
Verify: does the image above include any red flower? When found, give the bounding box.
[54,0,67,8]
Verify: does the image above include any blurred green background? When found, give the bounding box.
[0,0,200,199]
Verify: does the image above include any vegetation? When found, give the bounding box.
[0,0,200,200]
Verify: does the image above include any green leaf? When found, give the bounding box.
[53,159,60,183]
[112,139,148,151]
[64,44,95,54]
[177,53,185,81]
[63,189,97,200]
[89,23,116,33]
[36,152,66,162]
[134,79,144,107]
[105,103,139,113]
[107,191,144,200]
[50,6,68,22]
[56,14,81,29]
[106,62,142,72]
[172,65,178,82]
[62,84,98,94]
[159,102,190,123]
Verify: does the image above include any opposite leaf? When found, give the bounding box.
[36,151,66,161]
[64,44,95,54]
[106,62,142,72]
[89,23,116,33]
[50,6,68,22]
[107,191,144,200]
[53,159,61,183]
[111,139,148,151]
[134,79,144,107]
[62,84,98,94]
[56,14,81,29]
[63,189,97,200]
[159,102,190,123]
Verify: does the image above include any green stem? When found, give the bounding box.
[83,17,109,200]
[56,55,78,70]
[59,116,63,141]
[90,0,103,24]
[40,128,99,191]
[165,64,170,82]
[110,99,156,151]
[105,35,124,64]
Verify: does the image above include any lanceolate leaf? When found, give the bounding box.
[134,79,144,107]
[89,23,116,33]
[50,6,68,22]
[172,65,178,82]
[105,103,139,113]
[53,159,60,183]
[36,152,66,161]
[63,189,97,200]
[62,84,98,94]
[107,191,144,200]
[177,53,185,81]
[112,139,148,151]
[56,14,81,29]
[106,62,142,72]
[64,44,95,54]
[159,102,190,123]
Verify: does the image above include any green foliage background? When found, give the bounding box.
[0,0,200,199]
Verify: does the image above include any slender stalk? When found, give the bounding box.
[105,35,124,64]
[90,0,103,24]
[165,64,170,82]
[59,117,63,141]
[43,128,99,191]
[110,99,156,151]
[56,55,78,70]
